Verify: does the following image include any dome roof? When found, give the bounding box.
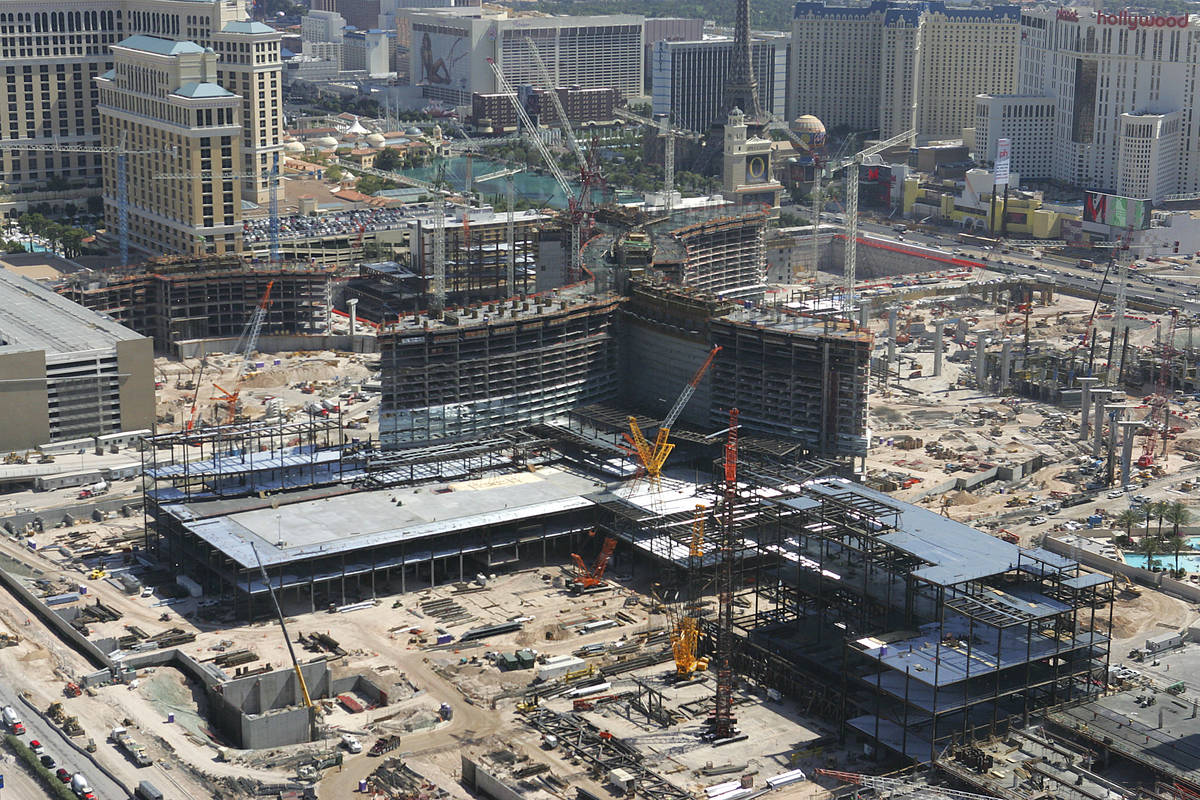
[284,140,306,153]
[314,136,338,148]
[405,126,422,136]
[366,132,386,147]
[792,114,826,135]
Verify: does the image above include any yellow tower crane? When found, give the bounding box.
[626,345,721,490]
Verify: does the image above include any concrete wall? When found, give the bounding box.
[173,334,379,360]
[461,755,525,800]
[0,349,50,450]
[620,316,712,428]
[0,566,113,673]
[116,337,155,435]
[208,660,328,749]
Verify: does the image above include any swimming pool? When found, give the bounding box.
[1123,552,1200,571]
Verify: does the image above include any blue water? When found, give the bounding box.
[1124,553,1200,571]
[396,156,612,210]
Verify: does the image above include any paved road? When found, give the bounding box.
[0,681,130,799]
[848,219,1200,314]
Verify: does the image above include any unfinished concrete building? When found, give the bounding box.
[590,205,769,300]
[377,295,623,448]
[57,256,334,351]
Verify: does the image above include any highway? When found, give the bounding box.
[0,682,129,800]
[837,215,1200,315]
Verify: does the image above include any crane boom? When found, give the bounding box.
[251,543,314,711]
[663,345,722,431]
[524,40,587,173]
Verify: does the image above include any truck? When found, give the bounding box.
[77,481,107,500]
[340,733,362,753]
[70,773,93,798]
[3,705,24,734]
[111,726,153,767]
[135,781,164,800]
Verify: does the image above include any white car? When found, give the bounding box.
[1031,515,1048,525]
[1107,490,1125,499]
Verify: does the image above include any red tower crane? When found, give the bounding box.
[710,407,739,741]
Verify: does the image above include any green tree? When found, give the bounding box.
[1114,508,1141,538]
[1150,499,1171,536]
[325,165,344,183]
[375,148,402,172]
[42,222,63,254]
[1168,532,1188,576]
[60,227,84,258]
[1139,534,1161,571]
[1164,500,1191,538]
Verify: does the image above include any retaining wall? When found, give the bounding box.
[174,334,378,360]
[461,755,525,800]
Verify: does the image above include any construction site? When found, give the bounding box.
[4,12,1200,800]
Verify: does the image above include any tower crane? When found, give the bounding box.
[185,357,209,432]
[0,136,169,266]
[711,407,739,741]
[474,166,525,296]
[212,280,274,425]
[625,345,721,491]
[523,39,605,272]
[1140,307,1181,465]
[818,129,915,320]
[488,57,585,281]
[154,151,282,262]
[815,769,1029,800]
[614,107,701,216]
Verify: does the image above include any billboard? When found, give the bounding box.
[858,163,894,208]
[416,29,472,93]
[994,138,1010,186]
[1083,192,1151,230]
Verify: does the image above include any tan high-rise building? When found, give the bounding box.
[0,0,281,247]
[97,35,243,255]
[790,1,1019,140]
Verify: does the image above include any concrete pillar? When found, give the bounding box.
[858,305,869,328]
[887,307,898,340]
[956,318,968,345]
[933,321,943,378]
[1091,389,1112,458]
[1078,377,1099,441]
[1000,339,1013,390]
[1106,404,1124,482]
[347,298,359,338]
[1120,420,1141,489]
[975,334,988,388]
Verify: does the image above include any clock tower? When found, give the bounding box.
[722,108,782,208]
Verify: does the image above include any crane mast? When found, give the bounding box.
[487,58,583,281]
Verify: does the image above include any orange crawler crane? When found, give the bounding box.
[569,534,617,594]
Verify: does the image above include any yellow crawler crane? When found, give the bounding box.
[626,346,721,491]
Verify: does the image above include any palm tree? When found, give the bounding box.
[1164,501,1191,538]
[1168,533,1188,576]
[1139,534,1161,571]
[1114,508,1141,540]
[1152,500,1171,536]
